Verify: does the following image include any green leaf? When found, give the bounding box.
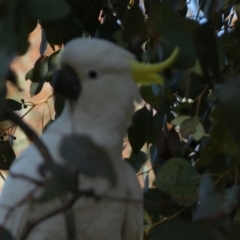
[144,210,152,230]
[43,119,54,132]
[29,82,45,97]
[30,56,49,83]
[128,106,149,154]
[125,151,148,173]
[148,2,198,68]
[0,17,17,54]
[36,163,76,202]
[222,137,240,157]
[0,3,36,56]
[167,128,180,157]
[0,226,14,240]
[149,220,191,240]
[43,15,84,45]
[25,69,34,80]
[155,157,200,206]
[4,99,22,111]
[97,18,122,43]
[193,174,223,221]
[15,4,37,55]
[171,115,190,126]
[151,112,164,143]
[172,102,193,116]
[0,140,16,170]
[196,144,219,168]
[44,29,63,46]
[60,134,116,187]
[140,85,162,110]
[54,93,65,119]
[180,116,200,139]
[24,0,70,21]
[192,123,205,141]
[193,22,222,82]
[220,186,240,214]
[122,5,146,42]
[80,1,102,35]
[113,0,130,8]
[48,49,61,72]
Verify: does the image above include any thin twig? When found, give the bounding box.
[3,107,53,163]
[195,85,209,116]
[0,171,5,181]
[213,163,239,186]
[3,107,77,240]
[9,172,44,186]
[148,206,189,230]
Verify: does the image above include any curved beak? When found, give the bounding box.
[130,47,180,85]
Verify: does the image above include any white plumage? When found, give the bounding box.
[0,39,143,240]
[0,38,179,240]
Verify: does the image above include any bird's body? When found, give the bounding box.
[0,117,142,240]
[0,38,179,240]
[0,39,143,240]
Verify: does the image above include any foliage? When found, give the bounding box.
[1,0,240,239]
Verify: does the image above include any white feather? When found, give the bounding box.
[0,39,143,240]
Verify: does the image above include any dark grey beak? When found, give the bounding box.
[51,65,81,101]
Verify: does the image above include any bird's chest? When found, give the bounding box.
[27,186,127,240]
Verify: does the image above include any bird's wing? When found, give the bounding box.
[121,162,143,240]
[0,146,44,239]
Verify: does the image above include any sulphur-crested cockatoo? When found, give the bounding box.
[0,38,179,240]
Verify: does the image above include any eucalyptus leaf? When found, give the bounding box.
[128,106,149,154]
[219,186,240,214]
[192,123,205,141]
[0,226,14,240]
[140,85,162,110]
[24,0,70,21]
[0,140,16,170]
[155,157,200,206]
[125,151,148,173]
[171,115,191,126]
[48,49,61,72]
[148,2,198,68]
[180,116,200,139]
[193,174,223,222]
[4,99,22,112]
[30,82,45,97]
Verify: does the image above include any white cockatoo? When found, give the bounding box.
[0,38,179,240]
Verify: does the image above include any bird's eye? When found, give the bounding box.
[88,70,98,79]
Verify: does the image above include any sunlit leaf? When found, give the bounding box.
[48,49,61,72]
[192,123,205,141]
[171,115,190,126]
[179,116,200,139]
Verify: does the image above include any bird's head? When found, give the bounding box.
[52,38,179,128]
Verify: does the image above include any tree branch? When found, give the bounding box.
[3,107,77,240]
